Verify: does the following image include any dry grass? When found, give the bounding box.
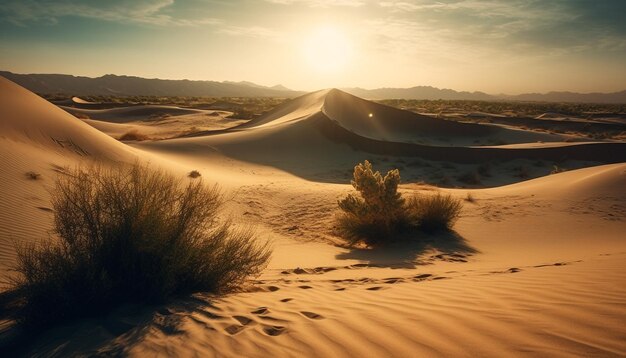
[9,163,271,330]
[407,194,462,233]
[25,171,41,180]
[119,130,150,141]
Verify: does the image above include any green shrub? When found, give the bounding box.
[10,163,270,330]
[337,161,462,245]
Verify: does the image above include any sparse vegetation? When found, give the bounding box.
[406,193,463,233]
[25,171,41,180]
[188,170,202,178]
[465,192,475,203]
[337,161,462,245]
[9,163,270,330]
[551,165,567,174]
[119,129,150,141]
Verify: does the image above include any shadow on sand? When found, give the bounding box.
[0,296,215,357]
[335,230,478,269]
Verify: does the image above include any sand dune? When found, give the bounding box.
[1,79,625,357]
[9,164,626,357]
[63,105,205,122]
[143,89,626,182]
[0,77,135,276]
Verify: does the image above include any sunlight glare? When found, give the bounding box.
[302,26,353,73]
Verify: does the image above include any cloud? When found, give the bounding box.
[217,25,281,39]
[372,0,626,57]
[0,0,220,27]
[265,0,365,7]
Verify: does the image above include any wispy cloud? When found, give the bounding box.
[0,0,220,27]
[217,25,282,39]
[265,0,365,7]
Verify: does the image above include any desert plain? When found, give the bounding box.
[0,74,624,357]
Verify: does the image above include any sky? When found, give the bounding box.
[0,0,625,94]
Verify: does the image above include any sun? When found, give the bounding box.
[302,26,353,73]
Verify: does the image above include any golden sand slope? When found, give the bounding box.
[12,165,626,357]
[0,77,135,275]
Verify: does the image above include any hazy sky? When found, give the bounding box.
[1,0,625,93]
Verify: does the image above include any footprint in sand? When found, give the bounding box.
[334,287,346,291]
[263,325,286,336]
[233,315,254,325]
[266,286,280,292]
[384,278,403,284]
[251,307,269,315]
[300,311,324,320]
[414,273,432,280]
[298,285,313,289]
[198,310,223,320]
[366,286,384,291]
[224,325,244,335]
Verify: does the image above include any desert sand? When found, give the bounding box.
[0,76,625,357]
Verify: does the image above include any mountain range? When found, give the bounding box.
[1,71,625,103]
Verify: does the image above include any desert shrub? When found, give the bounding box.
[465,192,475,202]
[337,161,462,245]
[407,194,462,233]
[551,165,567,174]
[337,161,406,245]
[188,170,202,178]
[10,163,270,330]
[25,171,41,180]
[119,130,149,141]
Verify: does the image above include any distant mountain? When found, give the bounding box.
[2,71,624,103]
[0,71,303,97]
[341,86,495,101]
[342,86,626,103]
[502,91,626,104]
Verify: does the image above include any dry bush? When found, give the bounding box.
[119,130,150,141]
[407,194,462,233]
[337,161,462,245]
[10,163,270,330]
[551,165,567,174]
[25,171,41,180]
[464,192,475,203]
[337,161,406,245]
[188,170,202,178]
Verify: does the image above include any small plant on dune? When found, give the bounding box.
[550,164,567,175]
[337,160,406,245]
[188,170,202,178]
[25,171,41,180]
[406,194,462,233]
[9,163,270,330]
[337,161,462,245]
[465,192,475,203]
[119,129,149,141]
